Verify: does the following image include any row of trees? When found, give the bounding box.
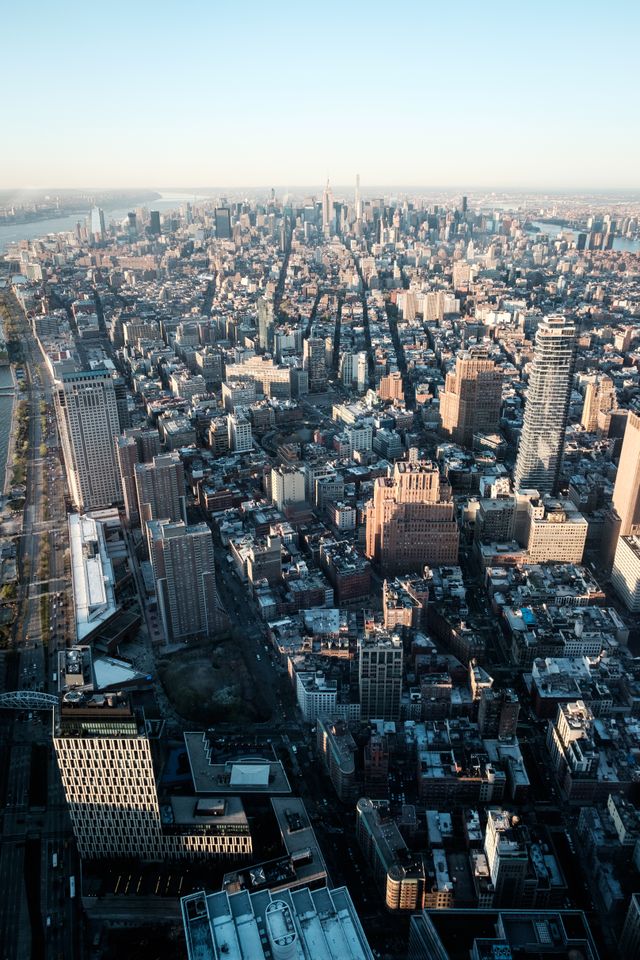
[0,291,30,644]
[0,289,26,362]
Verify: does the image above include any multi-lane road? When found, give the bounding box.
[0,292,78,960]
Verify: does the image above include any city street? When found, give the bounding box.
[0,294,77,960]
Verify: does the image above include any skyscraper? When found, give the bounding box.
[149,210,161,235]
[53,648,250,861]
[513,315,577,493]
[439,347,503,446]
[127,211,138,238]
[270,464,305,510]
[303,333,327,392]
[358,629,403,721]
[620,893,640,960]
[112,375,131,431]
[227,412,252,453]
[378,371,404,404]
[610,412,640,539]
[322,179,333,235]
[215,207,232,239]
[115,435,140,524]
[115,427,163,524]
[478,688,520,740]
[602,412,640,566]
[365,461,459,575]
[257,295,275,352]
[611,536,640,612]
[128,426,162,463]
[89,205,106,240]
[55,677,170,861]
[148,520,217,641]
[355,173,362,221]
[134,452,187,531]
[55,369,122,511]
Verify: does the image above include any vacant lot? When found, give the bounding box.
[158,635,271,725]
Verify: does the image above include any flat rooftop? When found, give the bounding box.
[69,513,118,642]
[93,655,149,690]
[271,798,329,882]
[222,847,327,897]
[184,732,291,795]
[164,796,249,832]
[420,908,600,960]
[58,645,93,693]
[620,535,640,559]
[181,885,374,960]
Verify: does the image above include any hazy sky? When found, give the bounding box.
[3,0,639,190]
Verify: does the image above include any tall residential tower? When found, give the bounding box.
[148,520,217,642]
[134,452,187,532]
[514,316,576,493]
[55,369,122,511]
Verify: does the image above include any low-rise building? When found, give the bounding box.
[409,908,601,960]
[383,576,428,631]
[295,670,338,722]
[227,412,253,453]
[547,700,640,803]
[319,539,371,606]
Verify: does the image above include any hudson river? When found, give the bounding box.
[0,193,208,251]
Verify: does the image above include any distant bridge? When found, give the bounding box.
[0,690,57,710]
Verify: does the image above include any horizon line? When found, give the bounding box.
[2,184,640,195]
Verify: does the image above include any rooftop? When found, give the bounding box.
[184,732,292,795]
[164,796,249,832]
[271,798,328,880]
[222,846,327,897]
[92,655,150,690]
[68,513,118,642]
[181,885,374,960]
[416,908,600,960]
[619,535,640,559]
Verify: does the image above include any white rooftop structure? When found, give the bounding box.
[230,763,271,788]
[68,513,118,641]
[181,885,373,960]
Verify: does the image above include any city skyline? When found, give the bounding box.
[2,88,640,957]
[2,0,639,190]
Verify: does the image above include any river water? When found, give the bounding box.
[529,221,640,253]
[0,192,210,251]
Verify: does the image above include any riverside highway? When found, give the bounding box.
[0,289,78,960]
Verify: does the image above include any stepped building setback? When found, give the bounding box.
[365,461,459,574]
